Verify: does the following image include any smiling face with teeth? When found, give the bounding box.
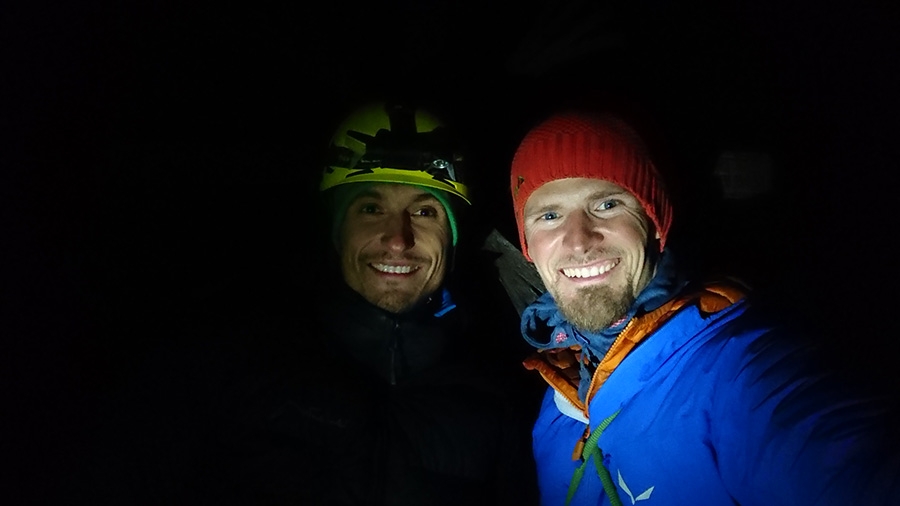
[523,178,659,332]
[338,183,452,313]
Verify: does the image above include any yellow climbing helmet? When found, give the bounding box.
[320,101,471,205]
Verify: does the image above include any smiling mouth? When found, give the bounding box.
[372,263,419,274]
[562,260,619,279]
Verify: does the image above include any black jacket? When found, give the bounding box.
[226,282,537,505]
[63,277,540,506]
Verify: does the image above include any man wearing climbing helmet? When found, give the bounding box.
[319,100,471,314]
[219,100,540,505]
[56,101,540,506]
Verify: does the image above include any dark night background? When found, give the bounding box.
[3,0,900,499]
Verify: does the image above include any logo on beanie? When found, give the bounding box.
[515,176,525,198]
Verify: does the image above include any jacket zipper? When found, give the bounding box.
[389,321,400,385]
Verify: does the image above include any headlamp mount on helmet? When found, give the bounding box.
[320,102,471,204]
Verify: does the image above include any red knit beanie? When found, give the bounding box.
[510,111,672,260]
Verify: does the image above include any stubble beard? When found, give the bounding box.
[556,283,635,334]
[369,288,421,313]
[355,253,435,314]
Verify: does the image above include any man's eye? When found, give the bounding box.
[412,206,438,217]
[360,203,379,214]
[597,200,619,211]
[540,212,559,221]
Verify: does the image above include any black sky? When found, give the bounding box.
[4,0,900,421]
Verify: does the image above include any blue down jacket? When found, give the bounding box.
[520,281,899,506]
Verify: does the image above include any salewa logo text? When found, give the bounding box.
[618,469,654,504]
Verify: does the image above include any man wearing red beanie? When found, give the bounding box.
[509,109,899,505]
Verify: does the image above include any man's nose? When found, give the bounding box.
[382,212,415,251]
[563,211,602,252]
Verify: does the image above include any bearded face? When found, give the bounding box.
[523,178,659,333]
[553,273,636,333]
[339,183,452,313]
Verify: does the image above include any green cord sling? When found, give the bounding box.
[565,410,623,506]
